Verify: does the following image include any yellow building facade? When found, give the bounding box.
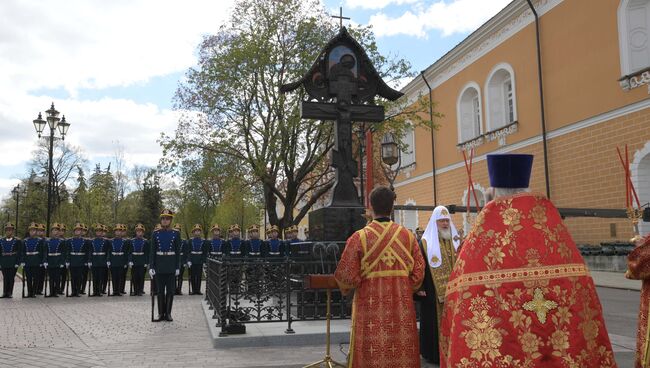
[394,0,650,245]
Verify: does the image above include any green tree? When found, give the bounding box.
[163,0,433,233]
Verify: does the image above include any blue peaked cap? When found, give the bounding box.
[487,154,534,188]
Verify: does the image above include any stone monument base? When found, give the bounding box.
[308,206,366,242]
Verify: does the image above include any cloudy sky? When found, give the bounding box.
[0,0,510,198]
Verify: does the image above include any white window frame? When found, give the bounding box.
[618,0,650,76]
[456,82,483,143]
[485,62,517,132]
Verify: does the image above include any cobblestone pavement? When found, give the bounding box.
[0,277,636,367]
[0,280,437,368]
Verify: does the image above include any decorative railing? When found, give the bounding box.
[457,121,519,151]
[205,241,352,336]
[619,66,650,94]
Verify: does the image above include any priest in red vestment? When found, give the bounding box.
[626,233,650,368]
[441,154,616,367]
[335,186,425,368]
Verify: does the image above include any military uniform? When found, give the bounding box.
[150,210,181,322]
[22,223,45,298]
[36,223,47,295]
[67,223,90,297]
[1,223,22,298]
[208,225,224,258]
[187,224,208,295]
[174,224,187,295]
[89,224,110,297]
[79,224,90,294]
[45,223,65,297]
[244,225,263,258]
[263,225,286,258]
[58,223,69,295]
[108,224,130,296]
[130,224,150,296]
[225,224,245,257]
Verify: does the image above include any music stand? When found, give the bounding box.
[302,274,346,368]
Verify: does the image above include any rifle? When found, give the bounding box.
[150,273,155,322]
[65,267,69,297]
[43,267,49,297]
[87,265,93,297]
[21,266,26,298]
[107,266,112,296]
[130,268,134,296]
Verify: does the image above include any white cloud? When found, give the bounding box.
[0,178,22,202]
[345,0,419,10]
[0,0,236,193]
[0,0,235,94]
[368,0,511,38]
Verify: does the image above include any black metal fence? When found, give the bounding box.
[205,241,352,336]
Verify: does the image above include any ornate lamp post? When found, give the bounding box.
[11,184,24,231]
[381,133,401,191]
[32,103,70,236]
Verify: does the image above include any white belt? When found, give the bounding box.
[191,251,202,255]
[269,251,280,255]
[157,251,175,255]
[3,252,17,256]
[26,252,39,255]
[70,252,85,256]
[112,252,124,255]
[132,252,144,255]
[230,251,241,255]
[210,252,222,255]
[93,252,106,256]
[249,252,261,255]
[48,253,61,256]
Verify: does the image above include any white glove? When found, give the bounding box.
[88,262,92,267]
[175,269,180,276]
[14,264,19,268]
[144,264,148,267]
[149,269,156,277]
[107,261,111,267]
[20,263,25,267]
[187,261,192,267]
[128,261,133,267]
[65,262,70,268]
[60,264,64,268]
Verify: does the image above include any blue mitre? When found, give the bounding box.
[487,154,533,188]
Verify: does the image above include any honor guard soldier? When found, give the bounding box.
[79,224,90,294]
[100,225,110,294]
[264,225,286,258]
[89,224,110,297]
[44,223,65,297]
[244,225,263,258]
[120,224,132,294]
[174,223,187,295]
[108,224,129,296]
[22,223,44,298]
[225,224,244,257]
[58,223,69,295]
[187,224,208,295]
[67,223,90,297]
[208,225,224,258]
[36,223,46,295]
[130,224,149,296]
[1,223,22,298]
[150,209,181,321]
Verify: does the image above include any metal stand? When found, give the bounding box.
[22,267,26,298]
[302,289,346,368]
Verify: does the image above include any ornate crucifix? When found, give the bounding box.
[281,27,403,208]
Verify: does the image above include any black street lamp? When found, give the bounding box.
[11,184,22,232]
[355,124,366,206]
[32,103,71,237]
[381,133,401,190]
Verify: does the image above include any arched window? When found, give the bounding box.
[457,82,483,143]
[619,0,650,76]
[485,63,517,131]
[460,186,487,235]
[396,200,418,232]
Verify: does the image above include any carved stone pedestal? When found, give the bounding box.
[308,206,366,242]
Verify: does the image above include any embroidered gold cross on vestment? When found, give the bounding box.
[523,288,558,324]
